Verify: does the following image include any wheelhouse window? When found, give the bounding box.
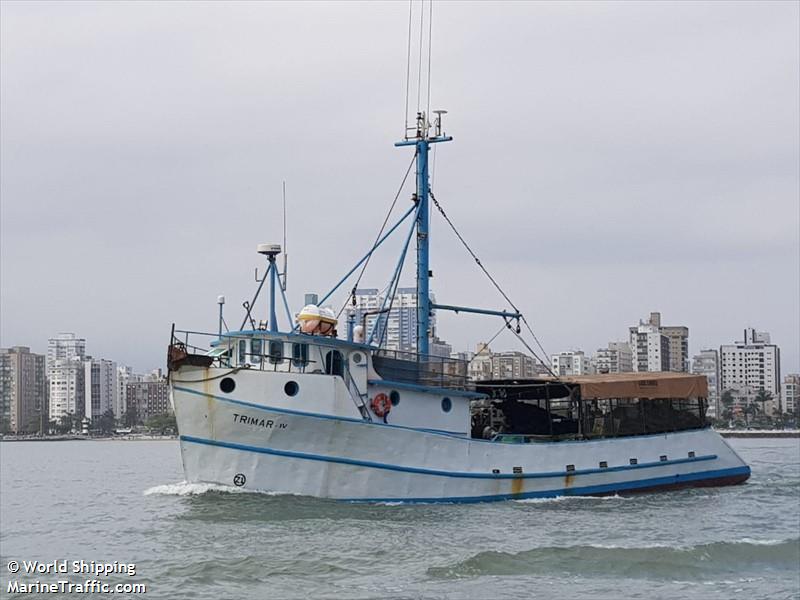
[325,350,343,377]
[269,341,283,364]
[251,339,263,364]
[292,343,309,368]
[238,340,247,364]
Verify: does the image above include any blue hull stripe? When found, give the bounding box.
[343,467,752,503]
[179,434,717,480]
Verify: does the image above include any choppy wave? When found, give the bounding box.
[143,481,290,497]
[427,538,800,580]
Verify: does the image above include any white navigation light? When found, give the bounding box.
[257,243,282,256]
[217,295,225,305]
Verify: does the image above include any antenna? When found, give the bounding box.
[433,110,447,137]
[281,181,288,291]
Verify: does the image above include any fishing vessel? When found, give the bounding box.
[166,105,750,502]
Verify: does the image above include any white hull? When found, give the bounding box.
[171,367,750,503]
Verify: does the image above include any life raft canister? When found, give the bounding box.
[370,393,391,418]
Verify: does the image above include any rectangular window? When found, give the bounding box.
[269,341,283,364]
[251,339,262,364]
[238,340,246,364]
[292,343,309,368]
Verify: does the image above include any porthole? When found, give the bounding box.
[352,352,363,364]
[441,397,452,412]
[390,390,400,406]
[220,377,236,393]
[284,381,299,397]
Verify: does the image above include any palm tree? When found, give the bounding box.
[743,402,760,427]
[754,388,774,417]
[97,409,116,435]
[720,390,735,421]
[58,412,74,434]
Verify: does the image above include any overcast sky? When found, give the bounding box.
[1,1,798,374]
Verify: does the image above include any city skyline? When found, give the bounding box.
[1,2,798,375]
[4,315,796,385]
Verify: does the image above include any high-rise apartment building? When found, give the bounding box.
[492,351,541,379]
[353,287,438,353]
[467,343,545,381]
[781,374,798,416]
[47,333,86,364]
[47,333,87,424]
[84,358,118,420]
[692,349,721,420]
[126,379,171,423]
[468,344,493,381]
[628,312,688,372]
[47,358,84,422]
[720,328,781,412]
[0,347,47,433]
[594,342,633,374]
[551,351,594,376]
[116,366,144,419]
[629,322,670,372]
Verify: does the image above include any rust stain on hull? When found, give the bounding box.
[511,477,524,496]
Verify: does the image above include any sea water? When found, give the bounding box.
[1,438,798,599]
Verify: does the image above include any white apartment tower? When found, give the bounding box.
[47,359,84,422]
[47,333,87,423]
[692,349,721,420]
[720,328,781,411]
[781,374,798,416]
[468,343,493,381]
[628,312,688,372]
[629,323,670,372]
[594,342,633,374]
[47,333,86,364]
[551,351,594,376]
[353,287,437,353]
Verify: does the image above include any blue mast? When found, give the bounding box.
[396,111,452,355]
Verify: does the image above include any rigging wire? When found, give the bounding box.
[376,235,411,349]
[417,0,424,115]
[404,0,413,133]
[428,188,556,376]
[426,0,433,122]
[466,322,507,367]
[336,153,417,319]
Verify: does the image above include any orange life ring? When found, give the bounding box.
[370,393,391,418]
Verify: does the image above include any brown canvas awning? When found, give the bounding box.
[550,372,708,400]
